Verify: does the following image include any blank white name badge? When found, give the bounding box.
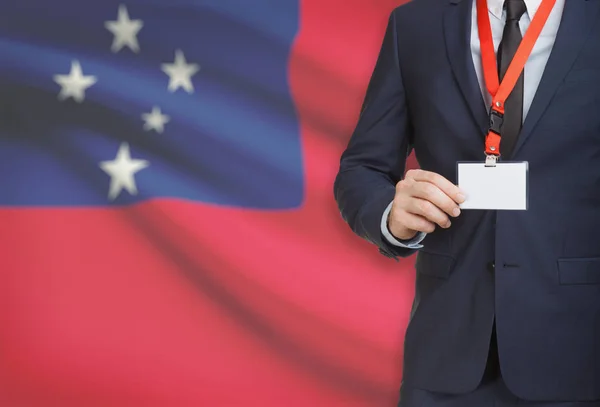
[457,162,528,210]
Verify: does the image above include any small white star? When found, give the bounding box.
[99,142,149,201]
[142,106,170,133]
[105,4,143,53]
[161,50,200,93]
[53,60,97,103]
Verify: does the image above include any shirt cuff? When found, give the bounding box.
[380,201,426,248]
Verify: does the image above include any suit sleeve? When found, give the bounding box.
[333,10,416,260]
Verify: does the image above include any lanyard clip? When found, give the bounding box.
[485,154,498,167]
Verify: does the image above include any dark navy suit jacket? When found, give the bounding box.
[334,0,600,401]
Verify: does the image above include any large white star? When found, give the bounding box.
[142,106,170,133]
[105,4,143,53]
[161,50,200,93]
[99,142,149,201]
[53,60,97,103]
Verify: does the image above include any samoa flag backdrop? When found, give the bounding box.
[0,0,418,406]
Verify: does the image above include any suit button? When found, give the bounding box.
[487,261,495,272]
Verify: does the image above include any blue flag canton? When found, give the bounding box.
[0,0,303,209]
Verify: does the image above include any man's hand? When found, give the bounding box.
[388,169,466,241]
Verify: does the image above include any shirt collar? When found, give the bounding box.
[487,0,543,20]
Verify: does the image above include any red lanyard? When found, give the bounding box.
[477,0,556,158]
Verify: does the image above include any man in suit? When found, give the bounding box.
[334,0,600,405]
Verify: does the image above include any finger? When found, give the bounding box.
[406,169,465,204]
[391,209,436,234]
[405,197,452,228]
[411,181,462,218]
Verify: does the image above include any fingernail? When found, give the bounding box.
[445,221,452,228]
[457,194,466,203]
[453,208,461,217]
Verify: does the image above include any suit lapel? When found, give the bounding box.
[513,0,600,156]
[444,0,489,136]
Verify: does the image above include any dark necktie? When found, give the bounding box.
[497,0,527,159]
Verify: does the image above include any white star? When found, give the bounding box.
[105,4,143,53]
[161,50,200,93]
[142,106,170,133]
[99,142,149,201]
[53,60,97,103]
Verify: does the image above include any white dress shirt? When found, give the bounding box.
[381,0,565,248]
